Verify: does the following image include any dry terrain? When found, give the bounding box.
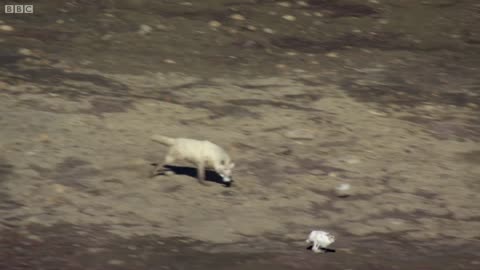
[1,0,479,269]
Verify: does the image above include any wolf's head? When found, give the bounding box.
[215,159,235,180]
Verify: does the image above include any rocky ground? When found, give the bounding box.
[1,0,479,269]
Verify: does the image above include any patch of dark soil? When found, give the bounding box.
[306,0,380,18]
[271,32,417,53]
[293,158,348,175]
[163,184,184,193]
[283,93,323,102]
[1,223,480,270]
[458,150,480,164]
[52,157,100,190]
[227,98,319,112]
[400,116,480,141]
[245,158,283,186]
[0,54,26,67]
[0,159,14,182]
[0,159,20,211]
[88,97,134,114]
[185,101,259,119]
[235,83,288,90]
[3,27,77,42]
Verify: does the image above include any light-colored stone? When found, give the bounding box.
[282,15,296,21]
[0,25,14,32]
[230,14,245,21]
[335,183,352,197]
[209,20,222,28]
[284,129,315,140]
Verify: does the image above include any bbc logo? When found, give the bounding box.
[5,5,34,14]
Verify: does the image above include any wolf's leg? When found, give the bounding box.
[196,161,208,185]
[151,153,175,177]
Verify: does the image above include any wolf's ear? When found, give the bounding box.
[230,163,235,169]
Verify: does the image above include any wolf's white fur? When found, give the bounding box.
[306,230,335,253]
[151,135,235,185]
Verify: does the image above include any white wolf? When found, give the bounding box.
[306,230,335,253]
[151,135,235,185]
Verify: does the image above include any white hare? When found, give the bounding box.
[306,230,335,253]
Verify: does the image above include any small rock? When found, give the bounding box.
[282,15,296,21]
[297,1,309,6]
[263,28,275,34]
[309,169,323,175]
[164,59,176,64]
[345,157,360,165]
[328,172,337,178]
[286,51,298,56]
[378,19,389,25]
[276,64,287,69]
[108,259,124,266]
[313,12,324,17]
[0,25,14,32]
[326,52,338,58]
[156,24,168,30]
[230,14,245,21]
[53,184,65,193]
[246,25,257,31]
[335,183,352,197]
[101,34,112,41]
[284,129,315,140]
[38,134,50,142]
[368,110,386,116]
[18,48,33,56]
[26,234,43,242]
[138,24,153,35]
[277,2,291,7]
[87,247,104,253]
[208,20,222,28]
[56,19,64,24]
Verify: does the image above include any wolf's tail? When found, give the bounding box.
[151,135,176,146]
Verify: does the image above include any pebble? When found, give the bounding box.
[230,14,246,21]
[18,48,33,56]
[378,19,389,25]
[38,133,50,142]
[164,59,176,64]
[56,19,64,24]
[156,24,168,30]
[313,12,324,17]
[297,1,309,6]
[263,28,275,34]
[282,15,296,21]
[276,64,287,69]
[277,2,291,7]
[26,234,43,242]
[53,184,66,193]
[0,25,14,32]
[208,20,222,28]
[284,129,315,140]
[101,34,112,41]
[335,183,352,197]
[246,25,257,31]
[108,259,125,266]
[326,52,338,58]
[138,24,153,35]
[345,157,360,165]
